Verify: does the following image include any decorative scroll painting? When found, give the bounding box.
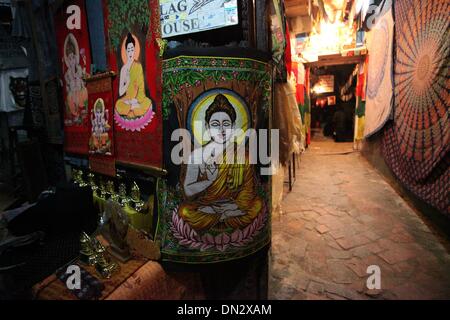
[55,0,91,154]
[364,5,393,137]
[157,55,272,263]
[87,76,116,177]
[383,0,449,215]
[106,0,162,168]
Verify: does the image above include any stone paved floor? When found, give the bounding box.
[269,140,450,300]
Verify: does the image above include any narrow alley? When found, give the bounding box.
[269,140,450,300]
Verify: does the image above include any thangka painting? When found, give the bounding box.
[89,95,112,156]
[383,0,449,215]
[156,53,273,263]
[106,0,163,168]
[364,2,394,138]
[54,0,91,154]
[87,75,116,177]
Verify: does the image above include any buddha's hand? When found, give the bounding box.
[205,162,218,182]
[217,202,245,221]
[130,99,140,109]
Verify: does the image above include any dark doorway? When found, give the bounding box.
[309,64,357,143]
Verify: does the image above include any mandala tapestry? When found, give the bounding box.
[383,0,449,214]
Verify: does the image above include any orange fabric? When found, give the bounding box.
[33,259,204,300]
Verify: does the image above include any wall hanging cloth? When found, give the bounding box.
[54,0,91,155]
[383,0,449,215]
[106,0,163,169]
[273,76,304,166]
[364,4,394,137]
[87,76,115,175]
[158,49,272,263]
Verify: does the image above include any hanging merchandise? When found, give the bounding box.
[157,51,273,263]
[340,65,358,102]
[87,75,115,176]
[383,0,449,215]
[354,58,368,141]
[106,0,163,169]
[364,3,393,137]
[55,0,91,155]
[274,75,304,166]
[304,67,312,146]
[269,0,287,81]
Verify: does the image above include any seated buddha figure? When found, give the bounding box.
[179,94,263,233]
[115,33,152,119]
[89,99,111,154]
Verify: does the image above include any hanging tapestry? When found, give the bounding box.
[304,67,312,145]
[106,0,163,168]
[383,0,449,215]
[364,4,393,137]
[55,0,91,155]
[355,59,367,141]
[87,75,115,177]
[157,52,273,263]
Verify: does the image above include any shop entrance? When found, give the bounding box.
[309,63,358,143]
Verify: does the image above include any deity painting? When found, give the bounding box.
[171,89,267,252]
[89,98,111,155]
[114,32,154,132]
[64,33,88,125]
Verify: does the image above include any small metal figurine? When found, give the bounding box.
[130,182,145,213]
[91,238,119,279]
[73,169,82,186]
[118,183,129,207]
[87,172,98,197]
[99,179,107,200]
[79,232,97,266]
[106,180,119,202]
[78,170,88,187]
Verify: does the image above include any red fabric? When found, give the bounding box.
[105,0,163,168]
[296,84,305,105]
[55,0,91,155]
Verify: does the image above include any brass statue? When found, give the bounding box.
[78,170,88,187]
[130,182,145,213]
[106,180,119,202]
[79,232,97,266]
[91,237,119,279]
[99,179,107,200]
[118,183,130,207]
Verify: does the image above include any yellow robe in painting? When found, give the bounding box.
[179,151,263,232]
[115,62,152,118]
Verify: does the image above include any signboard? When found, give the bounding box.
[160,0,239,38]
[312,75,334,94]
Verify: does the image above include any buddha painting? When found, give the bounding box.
[114,32,154,132]
[178,93,264,233]
[64,33,88,125]
[89,98,111,155]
